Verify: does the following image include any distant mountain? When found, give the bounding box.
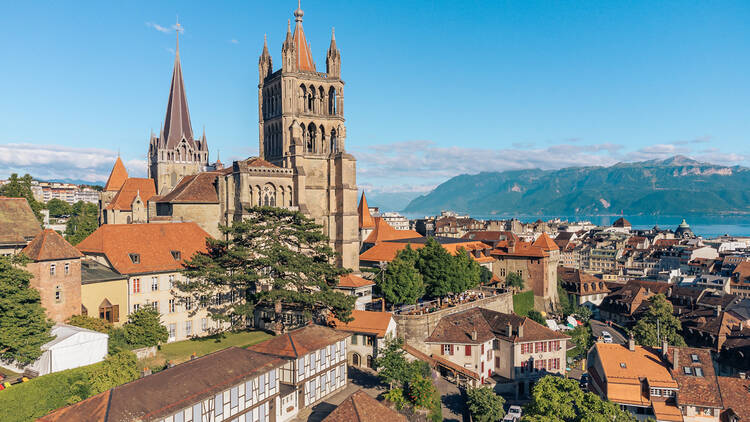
[363,191,423,212]
[404,155,750,216]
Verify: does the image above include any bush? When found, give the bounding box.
[107,327,131,354]
[407,374,437,409]
[123,308,168,348]
[67,315,112,333]
[467,386,505,422]
[527,310,546,325]
[89,351,139,394]
[384,387,407,410]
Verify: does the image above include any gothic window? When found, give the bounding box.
[330,129,337,153]
[319,125,326,152]
[307,123,317,153]
[262,184,276,207]
[328,87,337,115]
[318,86,325,114]
[299,85,307,112]
[287,186,293,206]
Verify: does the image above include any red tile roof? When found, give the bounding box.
[248,324,350,359]
[76,223,210,275]
[717,376,750,419]
[293,11,316,72]
[358,192,375,229]
[0,197,41,245]
[104,157,129,192]
[22,229,82,261]
[490,240,548,258]
[533,233,559,251]
[38,390,111,422]
[322,390,407,422]
[360,240,492,264]
[330,310,393,338]
[156,172,219,204]
[363,217,421,243]
[338,273,374,289]
[105,178,156,211]
[666,346,722,409]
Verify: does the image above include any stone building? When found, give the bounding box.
[21,229,83,323]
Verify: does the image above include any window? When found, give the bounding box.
[683,366,692,375]
[151,277,158,291]
[64,263,70,275]
[50,263,56,276]
[54,286,62,303]
[174,411,184,422]
[650,388,661,397]
[133,303,140,312]
[168,275,175,289]
[192,403,201,421]
[465,345,472,356]
[443,344,451,355]
[169,299,175,313]
[214,393,223,416]
[231,386,238,407]
[151,301,158,312]
[171,250,181,261]
[185,297,192,311]
[129,253,140,264]
[495,356,500,367]
[365,336,374,346]
[201,318,208,332]
[691,354,700,363]
[132,278,141,293]
[168,323,176,338]
[351,334,357,345]
[694,367,704,377]
[185,320,192,336]
[620,363,627,369]
[259,373,266,395]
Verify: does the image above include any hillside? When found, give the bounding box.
[403,156,750,216]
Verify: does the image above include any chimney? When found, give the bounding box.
[518,323,524,338]
[716,305,722,316]
[471,330,477,341]
[739,372,746,380]
[662,338,669,358]
[628,334,635,351]
[506,322,513,337]
[673,348,679,370]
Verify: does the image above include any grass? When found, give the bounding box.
[0,366,21,381]
[513,290,535,317]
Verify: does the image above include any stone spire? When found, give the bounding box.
[326,27,341,78]
[292,1,316,72]
[162,22,196,150]
[259,34,273,82]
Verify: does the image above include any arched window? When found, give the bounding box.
[262,184,276,207]
[299,84,307,112]
[330,129,337,153]
[287,185,293,206]
[308,86,315,113]
[328,87,337,115]
[319,125,326,152]
[318,86,325,114]
[307,123,317,152]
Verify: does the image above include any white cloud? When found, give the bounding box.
[0,143,145,183]
[230,39,239,44]
[146,22,184,34]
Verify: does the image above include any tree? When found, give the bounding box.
[505,271,525,292]
[568,323,593,359]
[0,255,53,364]
[0,173,44,221]
[450,247,481,293]
[64,202,99,245]
[122,308,168,348]
[378,246,425,307]
[179,207,354,331]
[416,238,455,298]
[47,198,72,218]
[88,351,139,394]
[466,386,505,422]
[522,376,635,422]
[480,266,493,284]
[527,310,546,325]
[374,337,413,388]
[557,277,573,315]
[632,294,685,347]
[67,315,112,333]
[406,374,437,409]
[575,306,592,322]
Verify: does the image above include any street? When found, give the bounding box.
[590,319,627,345]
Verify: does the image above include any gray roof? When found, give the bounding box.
[81,259,126,284]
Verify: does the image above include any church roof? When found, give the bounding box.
[532,232,559,251]
[22,229,82,261]
[157,172,220,204]
[358,192,375,229]
[104,157,129,192]
[162,29,198,151]
[105,178,156,211]
[293,4,316,72]
[245,157,278,168]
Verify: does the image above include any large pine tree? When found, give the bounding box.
[178,207,354,331]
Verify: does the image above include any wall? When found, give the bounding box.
[27,258,82,323]
[81,277,128,326]
[170,203,222,239]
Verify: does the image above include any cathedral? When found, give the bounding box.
[100,4,359,270]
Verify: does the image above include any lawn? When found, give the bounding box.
[513,290,535,317]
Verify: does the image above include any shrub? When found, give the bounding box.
[407,374,437,409]
[384,387,407,410]
[67,315,112,333]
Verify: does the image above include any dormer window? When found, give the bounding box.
[129,253,141,264]
[171,250,181,261]
[694,367,704,377]
[683,366,692,375]
[691,354,700,363]
[619,363,626,368]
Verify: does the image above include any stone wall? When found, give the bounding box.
[395,291,513,354]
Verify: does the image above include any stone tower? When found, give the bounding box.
[258,3,359,269]
[148,25,208,194]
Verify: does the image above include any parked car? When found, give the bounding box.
[503,405,523,421]
[601,330,613,343]
[579,373,590,391]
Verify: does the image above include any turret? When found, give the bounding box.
[326,27,341,78]
[281,20,296,72]
[259,34,273,83]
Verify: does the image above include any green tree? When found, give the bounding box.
[568,323,593,359]
[379,246,425,307]
[0,255,53,364]
[557,277,573,315]
[65,202,99,245]
[122,308,168,348]
[505,271,525,292]
[179,206,353,330]
[522,376,635,422]
[374,337,412,387]
[575,306,592,322]
[632,294,685,347]
[47,198,72,217]
[450,247,481,293]
[67,315,112,333]
[527,310,546,325]
[416,238,455,297]
[88,351,139,394]
[406,374,436,409]
[480,266,493,284]
[0,173,44,221]
[466,386,505,422]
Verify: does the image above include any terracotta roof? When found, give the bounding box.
[591,343,678,393]
[292,7,316,72]
[358,192,375,229]
[649,401,683,422]
[363,217,421,243]
[39,347,283,422]
[105,178,156,211]
[104,157,129,192]
[38,390,111,422]
[76,223,210,275]
[245,156,278,168]
[532,233,559,251]
[157,172,219,204]
[733,261,750,282]
[0,197,41,245]
[717,376,750,420]
[558,266,609,296]
[337,273,374,289]
[330,310,393,338]
[490,240,548,258]
[248,324,350,359]
[613,217,632,228]
[22,229,82,261]
[666,346,722,409]
[322,390,407,422]
[462,231,519,244]
[360,239,492,264]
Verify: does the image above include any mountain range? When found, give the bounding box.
[403,156,750,216]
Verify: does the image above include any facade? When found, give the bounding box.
[334,273,374,310]
[22,229,83,323]
[558,266,610,309]
[101,177,156,225]
[330,310,397,369]
[380,212,410,231]
[0,196,41,256]
[81,259,128,326]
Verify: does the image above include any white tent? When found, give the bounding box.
[2,324,108,376]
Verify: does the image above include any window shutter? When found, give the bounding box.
[113,305,119,322]
[465,345,471,356]
[450,344,454,355]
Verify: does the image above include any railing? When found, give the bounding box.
[392,287,507,316]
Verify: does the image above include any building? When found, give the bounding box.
[80,259,128,326]
[248,324,350,418]
[21,229,83,323]
[0,196,41,256]
[101,177,156,225]
[76,223,215,342]
[666,346,723,421]
[716,375,750,421]
[330,310,397,369]
[39,347,285,422]
[380,212,410,231]
[558,266,610,309]
[359,236,494,270]
[423,308,568,395]
[322,390,407,422]
[731,261,750,299]
[335,273,374,310]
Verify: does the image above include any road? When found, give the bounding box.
[590,319,627,345]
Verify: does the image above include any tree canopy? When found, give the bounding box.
[122,308,168,348]
[0,173,44,221]
[413,238,481,299]
[64,202,99,245]
[467,386,505,422]
[179,207,354,331]
[47,199,72,218]
[632,294,685,347]
[378,246,424,307]
[527,310,546,325]
[505,271,525,292]
[522,376,636,422]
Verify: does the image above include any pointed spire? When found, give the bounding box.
[292,2,316,72]
[330,27,337,50]
[262,34,270,57]
[162,18,195,150]
[358,192,376,229]
[105,157,129,192]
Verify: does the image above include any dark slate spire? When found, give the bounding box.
[162,22,196,150]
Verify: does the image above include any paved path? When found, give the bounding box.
[296,367,387,422]
[434,375,467,422]
[590,319,627,345]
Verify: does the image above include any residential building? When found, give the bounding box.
[322,390,407,422]
[21,229,83,323]
[80,259,128,326]
[599,280,670,325]
[716,375,750,421]
[558,266,610,309]
[666,346,723,421]
[731,261,750,299]
[76,222,215,342]
[360,236,494,270]
[380,212,409,231]
[39,347,285,422]
[330,310,397,369]
[248,324,350,418]
[0,196,41,255]
[334,273,374,310]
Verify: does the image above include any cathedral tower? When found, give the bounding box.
[258,3,358,269]
[148,24,208,194]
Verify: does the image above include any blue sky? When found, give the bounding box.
[1,0,749,194]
